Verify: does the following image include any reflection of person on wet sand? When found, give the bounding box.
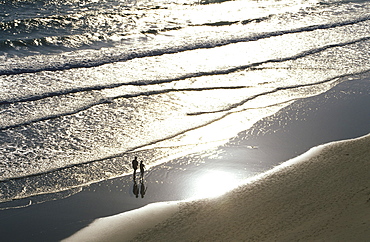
[140,180,147,198]
[133,179,139,198]
[139,160,145,179]
[132,156,138,177]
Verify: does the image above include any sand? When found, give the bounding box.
[65,133,370,242]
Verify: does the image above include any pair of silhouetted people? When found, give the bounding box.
[132,156,145,179]
[132,157,147,198]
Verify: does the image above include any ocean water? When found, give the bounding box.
[1,0,370,205]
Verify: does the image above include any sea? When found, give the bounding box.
[1,0,370,207]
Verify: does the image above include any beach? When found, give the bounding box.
[128,133,370,242]
[1,75,369,241]
[1,0,370,241]
[67,134,370,242]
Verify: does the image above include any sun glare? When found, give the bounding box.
[192,170,239,199]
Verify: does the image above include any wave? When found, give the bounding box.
[0,14,271,56]
[0,11,139,56]
[0,11,274,56]
[0,34,369,138]
[0,86,247,131]
[320,0,370,5]
[194,15,271,27]
[1,35,369,107]
[0,0,139,21]
[188,69,370,115]
[1,15,369,76]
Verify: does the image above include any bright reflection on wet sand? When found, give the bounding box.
[191,170,240,199]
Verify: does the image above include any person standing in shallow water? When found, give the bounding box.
[139,160,145,179]
[132,156,138,177]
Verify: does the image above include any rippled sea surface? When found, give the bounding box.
[1,0,370,205]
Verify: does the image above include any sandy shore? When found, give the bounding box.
[67,133,370,242]
[128,133,370,242]
[0,78,369,241]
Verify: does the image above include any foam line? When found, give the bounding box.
[2,66,368,133]
[159,36,370,83]
[0,85,246,105]
[0,85,247,131]
[0,82,131,105]
[1,16,369,76]
[192,15,270,27]
[188,69,370,115]
[2,35,369,106]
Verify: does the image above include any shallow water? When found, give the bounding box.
[0,77,368,242]
[1,0,370,205]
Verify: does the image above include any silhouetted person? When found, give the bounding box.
[140,180,147,198]
[132,156,138,177]
[133,180,139,198]
[139,160,145,179]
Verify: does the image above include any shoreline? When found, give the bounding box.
[67,133,370,242]
[128,133,370,241]
[0,78,369,241]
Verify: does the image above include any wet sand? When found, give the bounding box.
[0,78,369,241]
